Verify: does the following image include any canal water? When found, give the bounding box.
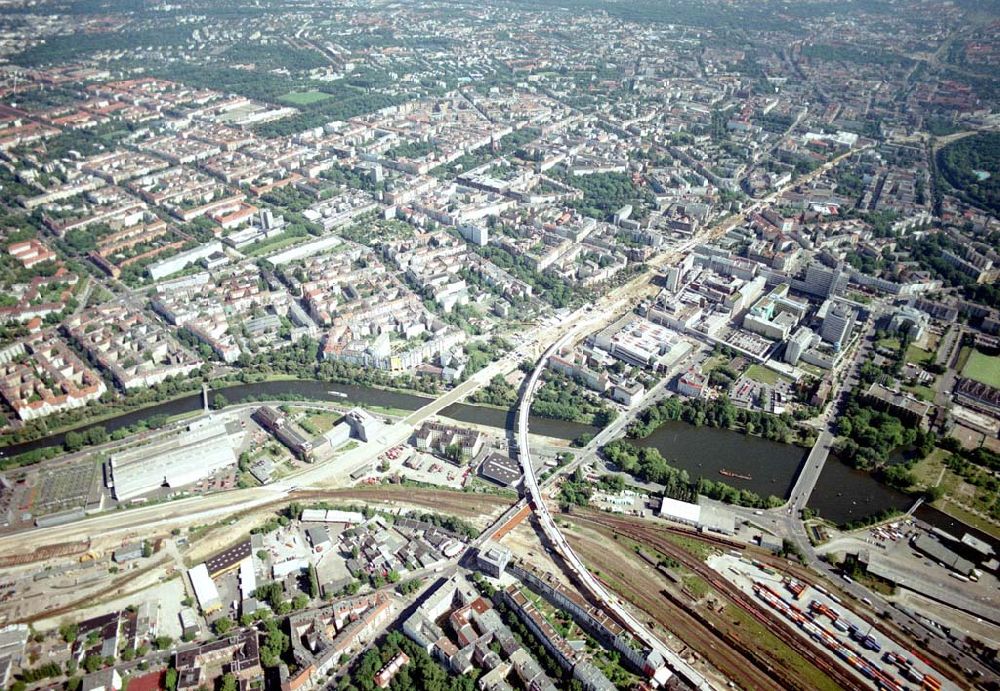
[3,378,997,550]
[624,420,999,550]
[632,420,806,500]
[2,379,597,457]
[809,454,1000,551]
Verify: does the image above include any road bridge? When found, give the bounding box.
[515,327,717,690]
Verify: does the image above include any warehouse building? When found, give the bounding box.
[658,497,735,535]
[658,497,701,528]
[188,563,222,614]
[478,453,522,488]
[300,509,366,525]
[205,540,252,578]
[912,534,975,576]
[109,419,236,501]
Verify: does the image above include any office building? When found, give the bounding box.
[784,327,815,366]
[803,262,848,298]
[476,541,512,578]
[820,302,857,348]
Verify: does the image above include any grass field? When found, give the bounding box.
[905,342,933,365]
[700,355,724,373]
[279,91,332,105]
[876,336,901,351]
[962,349,1000,388]
[908,448,951,491]
[301,410,341,434]
[745,364,791,386]
[242,232,303,257]
[902,382,935,402]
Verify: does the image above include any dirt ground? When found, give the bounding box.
[496,516,573,588]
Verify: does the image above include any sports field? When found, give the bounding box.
[280,91,332,105]
[963,348,1000,388]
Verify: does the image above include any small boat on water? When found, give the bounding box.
[719,468,752,481]
[327,391,348,399]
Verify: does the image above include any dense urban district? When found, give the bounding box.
[0,0,998,690]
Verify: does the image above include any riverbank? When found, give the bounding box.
[0,377,596,470]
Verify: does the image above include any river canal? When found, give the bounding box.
[3,379,995,549]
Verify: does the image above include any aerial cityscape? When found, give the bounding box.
[0,0,997,689]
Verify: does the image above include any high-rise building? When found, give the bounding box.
[665,266,681,292]
[804,262,848,298]
[785,326,815,365]
[820,303,857,349]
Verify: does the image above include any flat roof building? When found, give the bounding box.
[477,541,512,578]
[205,540,252,577]
[478,453,522,487]
[109,419,236,501]
[188,563,222,614]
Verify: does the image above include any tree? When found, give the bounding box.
[924,484,945,502]
[83,654,104,673]
[219,673,237,691]
[213,393,228,410]
[213,618,234,635]
[443,443,464,463]
[165,668,178,691]
[59,622,79,643]
[154,635,174,650]
[308,564,320,599]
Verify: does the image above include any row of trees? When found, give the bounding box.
[552,170,655,223]
[475,245,586,309]
[470,374,518,408]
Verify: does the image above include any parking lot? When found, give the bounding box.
[377,446,471,489]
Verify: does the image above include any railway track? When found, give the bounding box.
[570,534,794,691]
[0,539,91,568]
[569,512,868,691]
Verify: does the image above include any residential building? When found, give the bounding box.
[413,422,483,460]
[173,630,261,689]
